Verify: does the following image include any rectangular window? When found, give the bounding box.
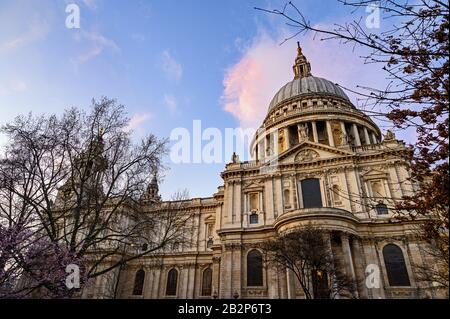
[300,178,323,208]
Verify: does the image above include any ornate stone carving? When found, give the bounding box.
[224,243,242,251]
[278,129,286,153]
[384,130,396,141]
[331,122,343,145]
[246,289,266,296]
[294,149,319,162]
[297,123,309,142]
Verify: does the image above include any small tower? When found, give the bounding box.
[55,128,107,206]
[293,42,312,79]
[142,174,161,203]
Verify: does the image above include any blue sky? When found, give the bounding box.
[0,0,415,199]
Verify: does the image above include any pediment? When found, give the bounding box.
[243,179,264,192]
[270,141,353,165]
[361,168,388,180]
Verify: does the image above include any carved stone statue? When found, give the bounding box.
[340,130,349,145]
[266,145,273,156]
[384,130,395,141]
[278,130,286,153]
[231,152,240,163]
[298,123,309,142]
[295,149,319,162]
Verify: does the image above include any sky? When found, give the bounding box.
[0,0,416,200]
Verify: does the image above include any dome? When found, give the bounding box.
[267,42,351,114]
[268,76,350,113]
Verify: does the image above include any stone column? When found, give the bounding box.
[181,265,189,298]
[363,127,371,145]
[212,256,221,299]
[371,132,378,144]
[311,121,318,143]
[326,121,335,147]
[352,124,362,146]
[143,268,153,299]
[154,267,163,297]
[350,237,368,298]
[265,177,274,221]
[220,248,232,298]
[290,174,297,210]
[268,265,280,298]
[340,122,347,145]
[228,182,234,224]
[284,127,290,150]
[325,231,339,299]
[188,264,196,298]
[274,176,283,219]
[234,182,242,227]
[286,268,296,299]
[340,233,358,298]
[231,246,242,298]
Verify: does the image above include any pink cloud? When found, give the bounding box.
[125,112,153,132]
[72,31,120,65]
[221,28,388,130]
[221,32,292,129]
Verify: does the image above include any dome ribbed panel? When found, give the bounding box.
[268,76,350,112]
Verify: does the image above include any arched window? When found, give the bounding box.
[383,244,410,286]
[247,250,263,286]
[132,268,145,295]
[201,267,213,296]
[376,203,388,215]
[166,268,178,296]
[249,213,258,224]
[300,178,323,208]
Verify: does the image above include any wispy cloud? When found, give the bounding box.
[1,20,49,51]
[125,112,153,132]
[71,30,120,65]
[82,0,99,10]
[161,50,183,82]
[163,94,178,115]
[0,80,27,96]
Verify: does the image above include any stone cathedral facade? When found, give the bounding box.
[82,45,444,299]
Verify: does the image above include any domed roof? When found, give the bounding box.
[268,76,350,112]
[267,42,350,113]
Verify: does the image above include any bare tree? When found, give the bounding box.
[256,0,449,290]
[260,226,357,299]
[0,97,193,298]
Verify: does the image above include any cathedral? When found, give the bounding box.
[81,45,444,299]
